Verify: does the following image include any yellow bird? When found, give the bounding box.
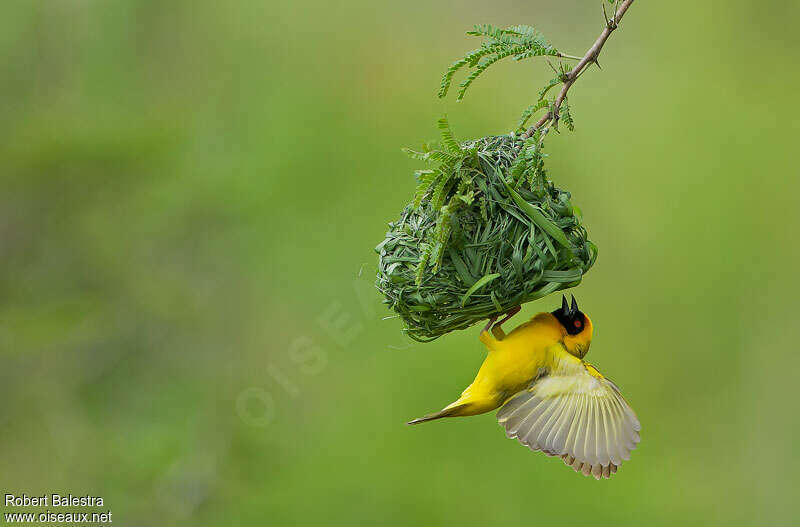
[409,296,640,479]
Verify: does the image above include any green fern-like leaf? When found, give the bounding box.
[439,24,560,101]
[439,58,469,98]
[506,25,550,45]
[427,150,460,165]
[468,24,552,51]
[465,24,509,38]
[538,76,562,101]
[437,117,461,154]
[415,243,433,285]
[430,173,454,211]
[510,131,549,193]
[431,202,456,272]
[457,46,524,100]
[439,44,505,98]
[402,147,433,162]
[413,170,438,209]
[465,44,503,67]
[517,99,550,131]
[455,177,474,206]
[560,97,575,131]
[512,46,560,61]
[429,241,444,274]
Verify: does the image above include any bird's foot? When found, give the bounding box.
[491,305,521,338]
[495,305,521,330]
[481,314,498,334]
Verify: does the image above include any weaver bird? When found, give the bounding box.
[408,296,640,479]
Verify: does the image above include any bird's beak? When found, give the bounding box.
[561,295,570,315]
[570,295,579,316]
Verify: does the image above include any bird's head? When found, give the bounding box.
[551,295,593,358]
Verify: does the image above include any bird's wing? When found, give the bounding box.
[496,346,640,479]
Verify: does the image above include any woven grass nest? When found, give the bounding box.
[376,131,597,342]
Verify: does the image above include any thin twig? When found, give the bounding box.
[521,0,635,139]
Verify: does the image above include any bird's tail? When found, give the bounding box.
[407,402,471,425]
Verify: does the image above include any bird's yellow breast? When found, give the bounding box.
[470,313,565,404]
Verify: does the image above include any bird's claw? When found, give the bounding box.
[482,315,499,334]
[483,305,522,340]
[495,306,521,330]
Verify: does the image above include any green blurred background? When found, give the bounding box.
[2,1,799,525]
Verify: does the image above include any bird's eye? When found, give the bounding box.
[574,320,582,328]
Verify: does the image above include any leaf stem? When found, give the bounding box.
[521,0,635,139]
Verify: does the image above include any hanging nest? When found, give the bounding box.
[375,129,597,342]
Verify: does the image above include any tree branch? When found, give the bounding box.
[521,0,635,139]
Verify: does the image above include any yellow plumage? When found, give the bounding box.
[408,299,640,479]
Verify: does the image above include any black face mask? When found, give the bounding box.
[551,295,586,336]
